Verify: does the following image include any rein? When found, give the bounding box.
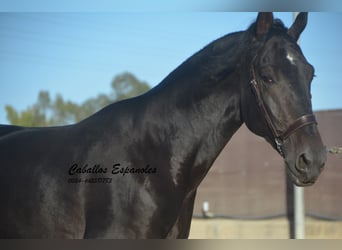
[250,66,317,157]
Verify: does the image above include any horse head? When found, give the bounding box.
[241,12,326,186]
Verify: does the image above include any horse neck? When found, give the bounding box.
[145,38,244,190]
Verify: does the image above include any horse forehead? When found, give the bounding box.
[285,51,296,65]
[262,40,301,64]
[279,46,306,67]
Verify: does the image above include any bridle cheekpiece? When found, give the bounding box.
[250,66,317,157]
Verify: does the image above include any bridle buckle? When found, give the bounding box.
[275,138,284,157]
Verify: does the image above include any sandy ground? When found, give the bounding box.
[189,217,342,239]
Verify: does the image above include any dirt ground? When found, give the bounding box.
[189,217,342,239]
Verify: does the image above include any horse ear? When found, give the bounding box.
[288,12,308,41]
[255,12,274,37]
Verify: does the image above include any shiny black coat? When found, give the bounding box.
[0,12,326,238]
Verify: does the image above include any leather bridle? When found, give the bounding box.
[250,66,317,157]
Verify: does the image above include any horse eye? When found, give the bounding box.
[261,75,274,84]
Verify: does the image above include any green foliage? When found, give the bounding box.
[112,72,150,101]
[5,72,150,126]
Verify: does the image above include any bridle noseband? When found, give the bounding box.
[250,67,317,157]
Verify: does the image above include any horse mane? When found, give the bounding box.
[152,18,288,95]
[247,19,288,37]
[155,31,244,89]
[173,19,288,77]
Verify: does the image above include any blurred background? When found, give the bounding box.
[190,110,342,239]
[1,12,341,238]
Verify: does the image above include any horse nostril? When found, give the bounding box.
[296,153,311,173]
[294,151,325,184]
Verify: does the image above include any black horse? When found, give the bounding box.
[0,125,24,138]
[0,12,326,238]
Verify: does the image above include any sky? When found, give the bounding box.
[0,12,341,125]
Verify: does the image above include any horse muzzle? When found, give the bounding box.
[285,146,326,186]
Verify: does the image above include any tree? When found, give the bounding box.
[5,72,150,126]
[111,72,150,101]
